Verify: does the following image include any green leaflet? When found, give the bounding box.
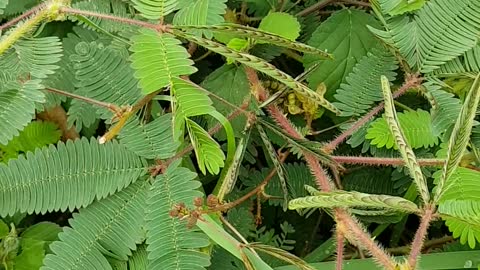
[131,0,180,19]
[172,24,330,57]
[200,64,251,139]
[118,114,180,160]
[146,163,210,270]
[432,44,480,78]
[0,0,7,14]
[42,181,148,269]
[304,9,380,98]
[129,29,197,94]
[0,80,45,145]
[370,0,480,73]
[0,121,61,162]
[71,41,143,119]
[333,46,398,117]
[171,77,235,175]
[186,118,225,175]
[439,200,480,248]
[175,30,340,115]
[288,190,419,214]
[422,81,462,136]
[434,74,480,203]
[0,138,147,216]
[258,12,301,41]
[128,245,148,270]
[173,0,227,39]
[197,214,274,270]
[434,167,480,202]
[366,109,439,149]
[380,76,430,204]
[378,0,426,16]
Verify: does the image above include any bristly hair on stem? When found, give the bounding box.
[322,74,422,153]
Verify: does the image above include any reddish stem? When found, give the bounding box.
[337,209,396,270]
[336,228,345,270]
[323,76,422,153]
[0,2,46,31]
[408,204,435,268]
[60,7,167,32]
[245,67,395,268]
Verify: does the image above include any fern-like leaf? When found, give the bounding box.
[1,121,61,154]
[173,0,227,39]
[422,81,462,136]
[71,41,142,118]
[370,0,480,73]
[432,44,480,78]
[0,80,45,145]
[288,189,419,214]
[257,124,289,210]
[366,109,439,149]
[131,0,180,19]
[42,181,148,269]
[119,114,179,160]
[333,46,397,117]
[186,119,225,175]
[146,162,210,270]
[434,168,480,202]
[439,200,480,248]
[130,29,197,94]
[434,74,480,203]
[0,138,147,216]
[174,30,340,115]
[0,37,63,81]
[380,76,430,203]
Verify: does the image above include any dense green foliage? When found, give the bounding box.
[0,0,480,269]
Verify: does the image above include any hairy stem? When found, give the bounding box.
[45,87,122,114]
[245,67,394,267]
[407,204,435,269]
[337,209,396,270]
[59,7,167,31]
[0,7,49,55]
[336,227,345,270]
[0,2,46,31]
[323,76,422,153]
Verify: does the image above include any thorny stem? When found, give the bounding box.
[245,66,396,269]
[331,156,445,167]
[0,2,46,31]
[336,227,345,270]
[323,75,422,153]
[45,87,122,114]
[337,209,396,270]
[407,204,436,269]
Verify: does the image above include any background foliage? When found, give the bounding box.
[0,0,480,269]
